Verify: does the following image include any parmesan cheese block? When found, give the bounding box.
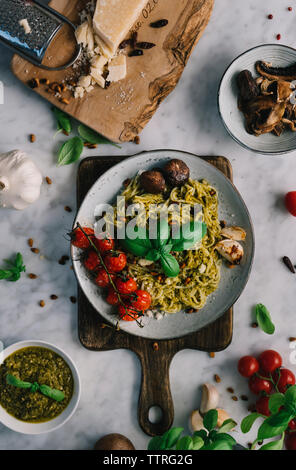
[108,54,127,82]
[93,0,148,57]
[91,68,106,88]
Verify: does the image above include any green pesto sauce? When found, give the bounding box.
[0,347,74,423]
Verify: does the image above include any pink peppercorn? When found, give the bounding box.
[276,34,281,40]
[288,7,292,11]
[268,14,273,19]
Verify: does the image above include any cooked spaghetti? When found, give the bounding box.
[108,175,222,314]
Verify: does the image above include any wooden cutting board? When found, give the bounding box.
[77,154,233,437]
[11,0,214,142]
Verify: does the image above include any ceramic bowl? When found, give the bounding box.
[218,44,296,155]
[0,340,81,434]
[72,150,255,340]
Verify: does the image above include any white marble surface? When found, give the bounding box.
[1,0,296,450]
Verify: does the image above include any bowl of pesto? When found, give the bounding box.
[0,340,81,434]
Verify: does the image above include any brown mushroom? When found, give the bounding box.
[237,70,259,102]
[256,60,296,81]
[242,96,286,135]
[139,170,166,194]
[94,433,135,450]
[163,159,190,187]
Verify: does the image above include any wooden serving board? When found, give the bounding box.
[77,154,233,437]
[11,0,214,142]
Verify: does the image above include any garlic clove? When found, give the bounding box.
[221,226,246,241]
[215,239,244,264]
[200,383,220,415]
[190,410,205,432]
[217,408,233,428]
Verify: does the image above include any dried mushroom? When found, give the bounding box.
[237,62,296,136]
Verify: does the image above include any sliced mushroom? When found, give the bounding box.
[200,383,220,415]
[282,118,296,131]
[256,60,296,81]
[190,410,205,432]
[215,239,244,264]
[221,226,246,241]
[237,70,260,102]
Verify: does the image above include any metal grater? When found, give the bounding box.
[0,0,81,70]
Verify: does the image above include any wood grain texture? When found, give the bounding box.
[11,0,214,142]
[77,153,233,436]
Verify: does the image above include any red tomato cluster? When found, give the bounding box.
[71,227,151,322]
[238,350,296,449]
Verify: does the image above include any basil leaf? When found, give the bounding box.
[78,124,121,148]
[176,436,193,450]
[217,419,237,433]
[15,253,24,270]
[284,385,296,410]
[241,413,262,434]
[192,436,204,450]
[147,436,166,451]
[255,303,275,335]
[259,433,284,451]
[145,248,161,262]
[151,219,170,249]
[203,439,232,450]
[171,221,207,251]
[160,253,180,278]
[212,433,236,448]
[0,270,14,279]
[257,420,288,441]
[39,384,65,402]
[193,430,207,440]
[6,374,32,389]
[203,409,218,432]
[52,108,72,134]
[163,427,184,449]
[268,393,285,414]
[265,409,292,427]
[160,243,173,255]
[57,137,84,166]
[121,226,151,256]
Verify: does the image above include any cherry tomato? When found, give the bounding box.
[273,368,296,393]
[83,250,101,271]
[286,432,296,450]
[118,304,140,322]
[115,277,137,295]
[256,396,271,416]
[95,234,115,253]
[285,191,296,217]
[104,252,127,273]
[289,419,296,430]
[258,350,282,374]
[131,289,152,311]
[106,287,120,306]
[238,356,260,378]
[71,227,95,249]
[95,268,115,288]
[249,375,273,395]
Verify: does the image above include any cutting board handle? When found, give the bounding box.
[137,348,176,437]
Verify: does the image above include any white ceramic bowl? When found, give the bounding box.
[218,44,296,155]
[0,340,81,434]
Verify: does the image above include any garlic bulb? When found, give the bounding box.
[0,150,42,210]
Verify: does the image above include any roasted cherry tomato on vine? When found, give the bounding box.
[238,356,260,378]
[95,268,115,288]
[289,419,296,430]
[118,304,140,322]
[249,375,273,395]
[115,277,137,295]
[95,234,115,253]
[272,368,296,393]
[285,191,296,217]
[71,227,94,249]
[286,432,296,450]
[256,396,271,416]
[83,250,101,271]
[104,252,127,273]
[131,289,151,311]
[106,287,120,306]
[258,350,282,374]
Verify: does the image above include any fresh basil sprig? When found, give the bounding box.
[0,253,26,282]
[78,124,121,148]
[121,219,207,278]
[57,136,84,166]
[6,374,65,402]
[52,108,72,134]
[148,409,237,451]
[255,303,275,335]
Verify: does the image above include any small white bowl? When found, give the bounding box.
[218,44,296,155]
[0,340,81,435]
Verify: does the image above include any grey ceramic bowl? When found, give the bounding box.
[218,44,296,155]
[72,150,254,340]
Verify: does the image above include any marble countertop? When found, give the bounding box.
[1,0,296,450]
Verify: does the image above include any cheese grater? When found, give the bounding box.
[0,0,82,70]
